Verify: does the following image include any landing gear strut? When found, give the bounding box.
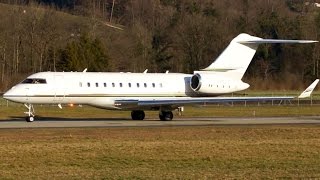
[131,110,145,120]
[24,104,35,122]
[159,111,173,121]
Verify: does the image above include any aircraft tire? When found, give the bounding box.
[26,116,35,122]
[159,111,173,121]
[131,110,145,120]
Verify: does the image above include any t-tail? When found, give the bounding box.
[202,33,318,79]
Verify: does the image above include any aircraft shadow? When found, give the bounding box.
[5,116,132,122]
[3,116,225,122]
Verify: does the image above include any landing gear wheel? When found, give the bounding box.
[131,110,145,120]
[24,104,36,122]
[159,111,173,121]
[26,116,35,122]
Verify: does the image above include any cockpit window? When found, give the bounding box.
[22,78,47,84]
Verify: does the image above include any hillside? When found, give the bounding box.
[0,1,320,90]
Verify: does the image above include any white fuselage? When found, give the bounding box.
[4,72,250,110]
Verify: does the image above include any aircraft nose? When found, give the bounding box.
[3,89,13,100]
[3,87,18,102]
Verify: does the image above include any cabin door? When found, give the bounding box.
[25,88,29,102]
[53,75,65,102]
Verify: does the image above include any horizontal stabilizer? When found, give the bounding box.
[238,39,318,44]
[298,79,319,98]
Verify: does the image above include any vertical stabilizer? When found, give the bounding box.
[202,33,317,80]
[202,34,261,79]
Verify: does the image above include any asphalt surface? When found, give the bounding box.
[0,116,320,128]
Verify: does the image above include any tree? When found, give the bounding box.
[57,34,109,72]
[150,28,173,72]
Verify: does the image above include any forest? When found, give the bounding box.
[0,0,320,91]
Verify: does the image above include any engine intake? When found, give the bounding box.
[189,72,250,94]
[190,73,201,91]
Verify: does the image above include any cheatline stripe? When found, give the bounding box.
[4,94,189,98]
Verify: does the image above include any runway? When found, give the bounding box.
[0,116,320,128]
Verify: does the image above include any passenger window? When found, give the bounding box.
[144,83,147,88]
[120,83,123,87]
[128,83,131,87]
[112,83,115,87]
[96,83,99,87]
[152,83,155,88]
[79,82,82,87]
[137,83,140,88]
[104,83,107,87]
[87,83,90,87]
[159,83,163,88]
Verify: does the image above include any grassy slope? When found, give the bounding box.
[0,126,319,179]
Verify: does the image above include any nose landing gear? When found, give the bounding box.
[24,104,35,122]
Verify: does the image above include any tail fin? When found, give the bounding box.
[202,33,317,79]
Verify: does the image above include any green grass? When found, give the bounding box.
[0,126,319,179]
[1,99,320,179]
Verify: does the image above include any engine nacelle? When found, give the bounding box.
[190,73,203,91]
[190,73,249,94]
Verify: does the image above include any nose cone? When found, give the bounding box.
[3,88,14,101]
[3,86,22,103]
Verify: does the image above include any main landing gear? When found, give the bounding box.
[131,110,145,120]
[130,110,173,121]
[24,104,35,122]
[159,111,173,121]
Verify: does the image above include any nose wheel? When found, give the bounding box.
[26,116,35,122]
[24,104,35,122]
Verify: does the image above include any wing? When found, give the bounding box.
[115,96,293,108]
[114,79,319,108]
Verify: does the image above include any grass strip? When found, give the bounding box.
[0,126,319,179]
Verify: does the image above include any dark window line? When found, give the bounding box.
[81,82,163,88]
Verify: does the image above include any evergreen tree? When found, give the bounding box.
[57,34,109,72]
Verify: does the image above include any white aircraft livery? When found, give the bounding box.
[3,33,319,122]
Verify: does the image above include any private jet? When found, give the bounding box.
[3,33,319,122]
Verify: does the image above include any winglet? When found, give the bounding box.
[298,79,319,98]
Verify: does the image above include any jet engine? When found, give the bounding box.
[190,73,250,94]
[190,73,202,91]
[190,73,219,94]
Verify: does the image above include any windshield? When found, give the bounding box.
[21,78,47,84]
